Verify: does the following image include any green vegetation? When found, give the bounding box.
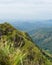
[0,22,52,65]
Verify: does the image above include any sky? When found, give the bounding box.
[0,0,52,21]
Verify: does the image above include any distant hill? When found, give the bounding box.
[10,20,52,32]
[30,27,52,54]
[0,22,52,65]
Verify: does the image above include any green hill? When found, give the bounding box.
[0,22,52,65]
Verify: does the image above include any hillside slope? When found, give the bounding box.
[0,22,52,65]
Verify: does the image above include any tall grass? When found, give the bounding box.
[0,42,26,65]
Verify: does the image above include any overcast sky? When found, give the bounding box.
[0,0,52,20]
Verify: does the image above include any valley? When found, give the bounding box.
[30,28,52,54]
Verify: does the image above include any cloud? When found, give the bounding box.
[0,0,14,3]
[0,0,52,4]
[0,0,52,20]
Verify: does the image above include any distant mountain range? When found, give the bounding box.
[10,20,52,32]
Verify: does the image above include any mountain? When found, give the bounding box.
[10,20,52,32]
[0,22,52,65]
[30,27,52,54]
